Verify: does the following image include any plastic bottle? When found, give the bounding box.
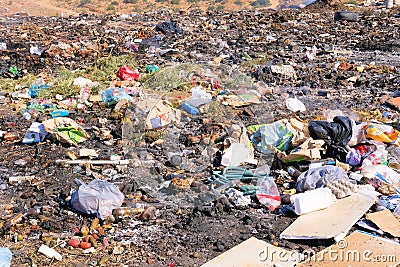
[186,86,212,107]
[386,0,394,8]
[181,102,199,115]
[394,204,400,216]
[113,206,145,218]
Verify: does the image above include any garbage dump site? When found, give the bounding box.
[0,2,400,266]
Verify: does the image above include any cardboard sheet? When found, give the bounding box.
[280,189,379,241]
[366,209,400,237]
[201,237,298,267]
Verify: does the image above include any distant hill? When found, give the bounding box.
[0,0,317,16]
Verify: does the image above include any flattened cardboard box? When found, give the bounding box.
[201,237,299,267]
[280,189,380,241]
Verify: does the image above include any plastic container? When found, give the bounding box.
[256,176,281,211]
[38,244,62,261]
[50,110,69,118]
[361,164,400,193]
[386,0,394,8]
[181,102,199,115]
[291,188,334,215]
[23,112,31,120]
[0,247,12,267]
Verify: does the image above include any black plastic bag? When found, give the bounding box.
[308,116,353,161]
[155,21,183,35]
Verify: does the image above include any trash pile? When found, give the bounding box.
[0,3,400,267]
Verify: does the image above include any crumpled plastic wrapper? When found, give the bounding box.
[71,179,124,220]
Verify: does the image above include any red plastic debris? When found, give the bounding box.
[117,65,140,81]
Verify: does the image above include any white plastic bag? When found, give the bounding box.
[71,179,124,220]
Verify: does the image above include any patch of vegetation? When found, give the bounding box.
[239,52,271,70]
[250,0,270,6]
[106,4,116,10]
[124,0,137,3]
[343,0,359,4]
[80,0,91,4]
[111,1,119,5]
[30,55,138,98]
[86,55,137,84]
[207,5,215,10]
[38,68,84,98]
[0,73,37,92]
[217,4,225,10]
[171,0,180,4]
[145,129,165,143]
[234,0,242,5]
